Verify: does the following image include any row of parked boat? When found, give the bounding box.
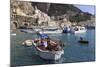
[62,26,87,33]
[20,26,87,34]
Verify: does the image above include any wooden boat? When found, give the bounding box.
[22,39,64,60]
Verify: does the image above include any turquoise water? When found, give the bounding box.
[11,29,95,66]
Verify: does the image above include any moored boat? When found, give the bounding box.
[71,26,87,34]
[78,40,89,44]
[78,37,89,44]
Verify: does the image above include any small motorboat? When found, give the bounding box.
[78,37,89,44]
[78,40,89,44]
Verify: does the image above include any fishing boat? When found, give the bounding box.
[71,26,87,34]
[22,35,64,60]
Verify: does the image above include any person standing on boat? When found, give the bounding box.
[41,38,48,48]
[39,34,49,48]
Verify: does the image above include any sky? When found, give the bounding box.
[74,5,95,15]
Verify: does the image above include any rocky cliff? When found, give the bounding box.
[11,0,95,30]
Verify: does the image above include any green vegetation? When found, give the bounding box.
[48,4,81,16]
[69,12,92,23]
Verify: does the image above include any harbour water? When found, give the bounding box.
[11,29,95,66]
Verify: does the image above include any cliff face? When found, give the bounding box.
[11,0,51,29]
[11,0,34,15]
[31,2,50,13]
[11,0,95,29]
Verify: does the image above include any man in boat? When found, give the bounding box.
[41,38,48,48]
[34,34,49,50]
[34,38,48,50]
[35,33,62,51]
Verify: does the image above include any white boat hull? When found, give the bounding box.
[20,29,36,33]
[39,30,62,34]
[38,50,64,60]
[33,42,64,60]
[71,30,87,33]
